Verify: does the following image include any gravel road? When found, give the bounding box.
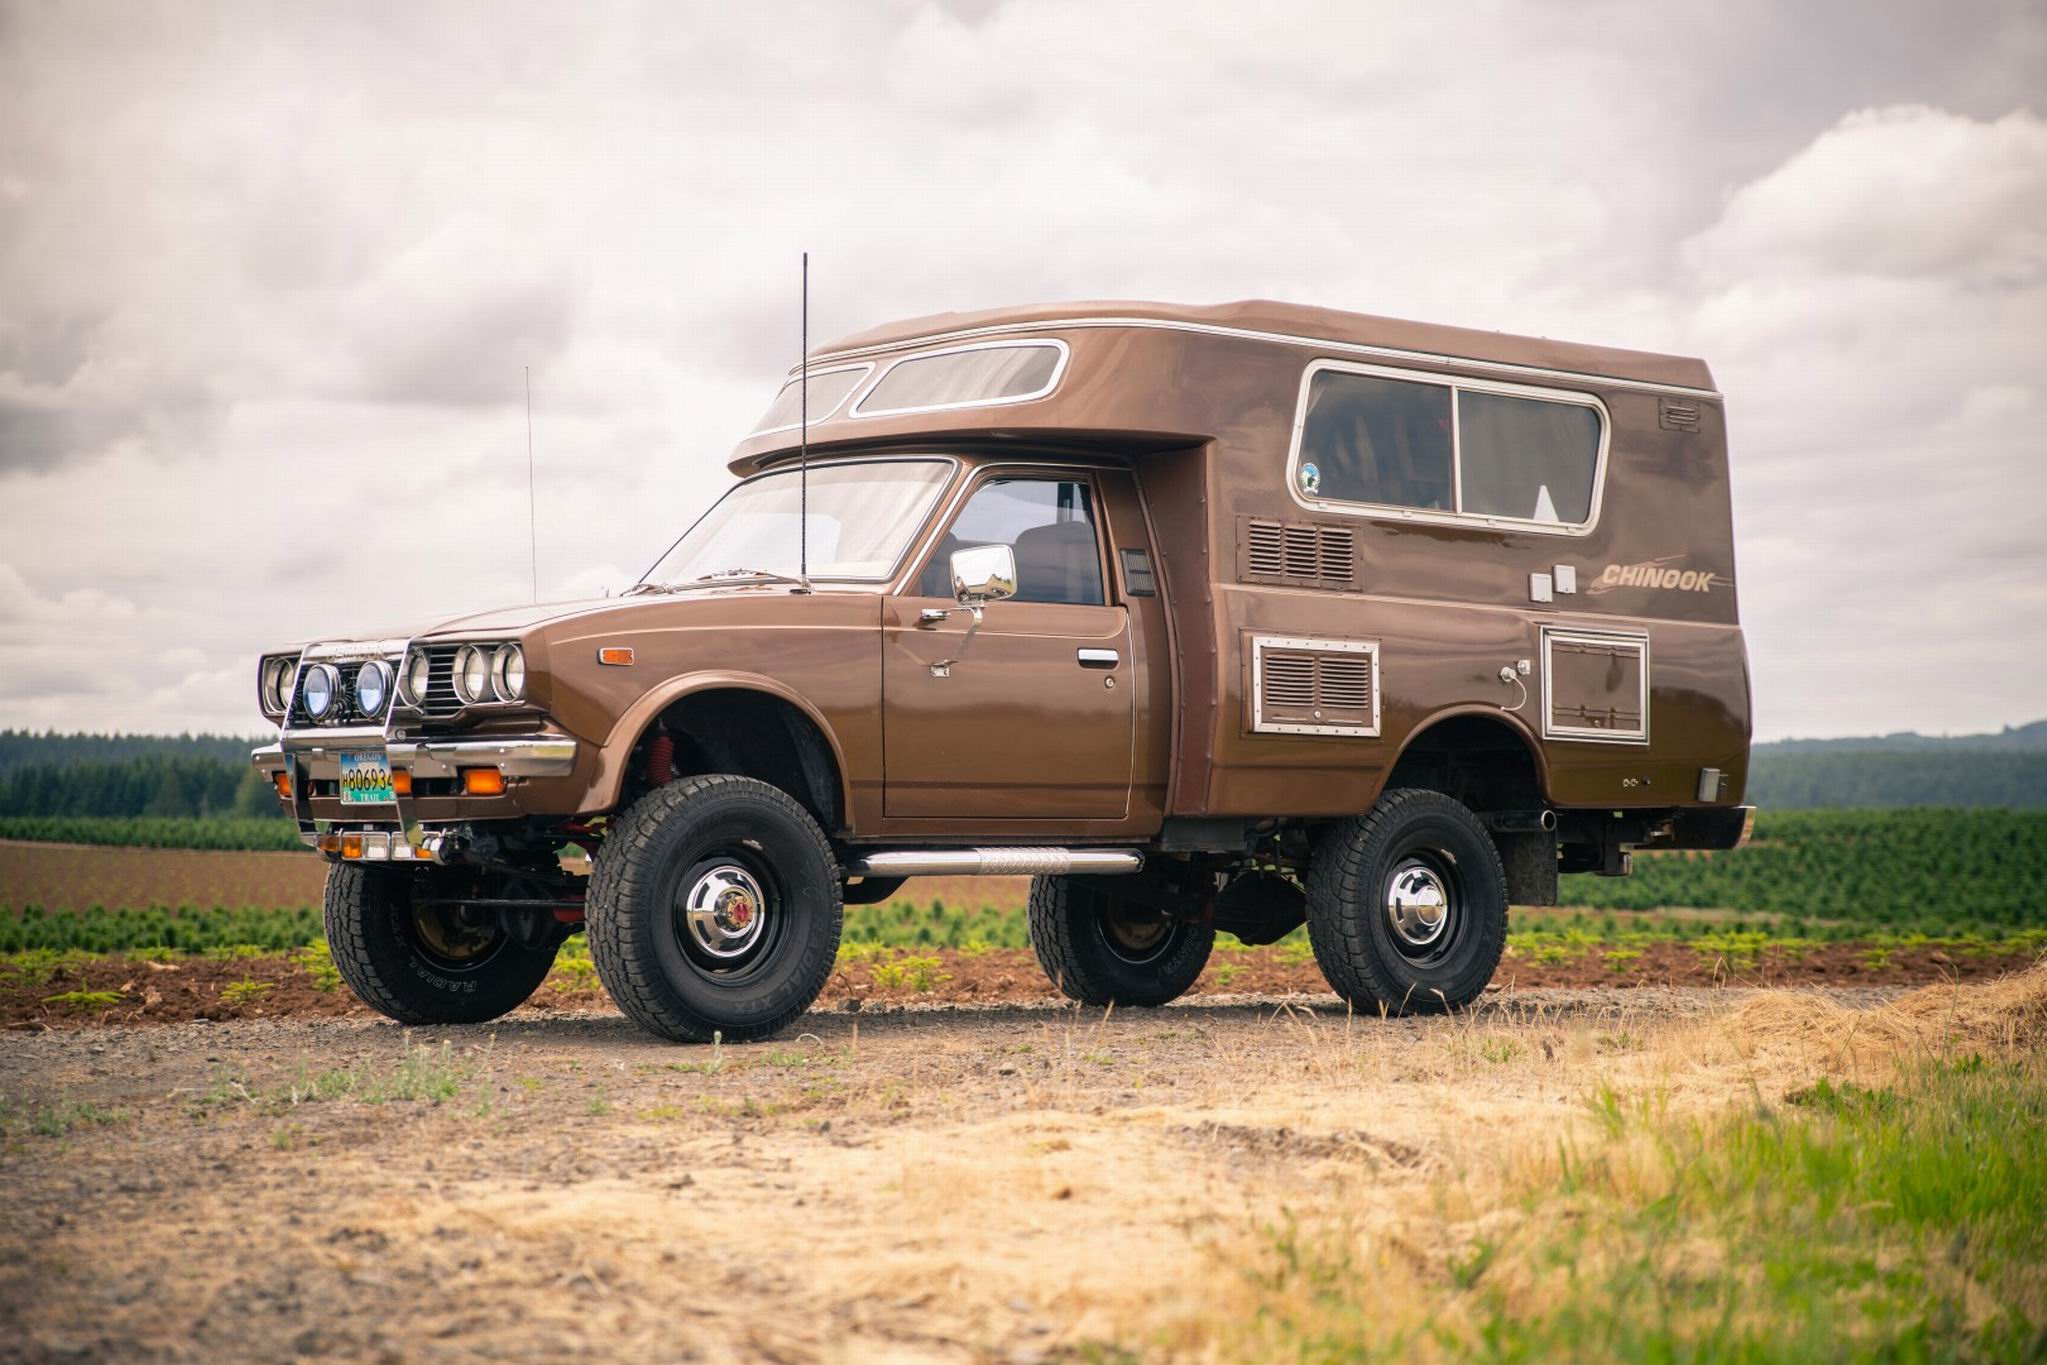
[0,984,1912,1362]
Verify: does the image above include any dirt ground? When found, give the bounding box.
[7,969,2037,1363]
[6,937,2035,1032]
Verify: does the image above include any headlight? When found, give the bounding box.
[491,644,526,701]
[399,650,431,709]
[454,645,491,704]
[259,657,294,714]
[354,660,392,718]
[301,663,341,720]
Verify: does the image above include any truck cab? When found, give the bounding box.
[254,299,1752,1043]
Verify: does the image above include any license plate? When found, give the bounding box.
[339,752,396,805]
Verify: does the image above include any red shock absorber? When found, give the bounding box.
[644,731,676,787]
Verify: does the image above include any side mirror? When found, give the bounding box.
[950,544,1017,606]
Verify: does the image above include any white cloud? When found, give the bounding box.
[0,2,2042,739]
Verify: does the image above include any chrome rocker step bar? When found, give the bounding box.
[844,848,1144,878]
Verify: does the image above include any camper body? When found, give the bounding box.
[254,300,1751,1041]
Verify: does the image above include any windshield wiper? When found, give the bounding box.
[688,568,810,587]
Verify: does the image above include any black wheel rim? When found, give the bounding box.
[1093,897,1178,967]
[668,845,788,985]
[403,898,509,974]
[1381,845,1464,966]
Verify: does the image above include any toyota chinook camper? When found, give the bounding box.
[253,299,1752,1042]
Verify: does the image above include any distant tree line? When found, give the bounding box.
[1747,751,2047,809]
[0,754,283,820]
[0,730,266,777]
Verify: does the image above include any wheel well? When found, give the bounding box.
[1384,714,1546,813]
[625,689,844,833]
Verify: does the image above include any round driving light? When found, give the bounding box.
[301,663,341,720]
[454,645,490,705]
[491,644,526,701]
[400,650,432,708]
[354,660,392,718]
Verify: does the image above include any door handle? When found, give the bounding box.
[1077,649,1120,669]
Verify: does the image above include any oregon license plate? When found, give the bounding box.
[339,751,396,804]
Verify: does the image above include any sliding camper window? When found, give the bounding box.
[852,341,1068,417]
[1293,363,1607,532]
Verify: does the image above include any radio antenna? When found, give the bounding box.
[525,365,539,602]
[798,251,811,591]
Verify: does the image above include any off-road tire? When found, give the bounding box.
[586,774,842,1043]
[1304,788,1508,1015]
[324,863,559,1026]
[1028,875,1214,1007]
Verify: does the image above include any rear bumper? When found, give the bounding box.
[1642,805,1756,851]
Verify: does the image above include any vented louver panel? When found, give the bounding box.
[1238,518,1359,590]
[1541,628,1649,744]
[1249,635,1380,736]
[1659,398,1701,432]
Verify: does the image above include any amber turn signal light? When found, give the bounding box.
[391,769,412,795]
[461,768,507,796]
[339,834,365,859]
[597,646,635,666]
[317,833,341,854]
[273,772,292,798]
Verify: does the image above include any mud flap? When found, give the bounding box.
[1492,831,1558,907]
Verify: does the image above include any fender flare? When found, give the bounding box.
[580,671,854,818]
[1377,703,1554,807]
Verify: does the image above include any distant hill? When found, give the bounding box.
[1757,721,2047,755]
[1749,723,2047,808]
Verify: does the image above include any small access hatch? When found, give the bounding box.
[1541,627,1649,744]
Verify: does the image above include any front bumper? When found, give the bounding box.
[253,729,581,851]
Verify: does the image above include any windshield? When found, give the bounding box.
[642,459,954,585]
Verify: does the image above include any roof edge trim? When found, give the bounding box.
[796,315,1722,402]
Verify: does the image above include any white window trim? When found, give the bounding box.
[1285,358,1612,538]
[848,339,1070,419]
[749,362,875,437]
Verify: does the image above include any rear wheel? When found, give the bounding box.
[324,863,560,1025]
[1028,875,1213,1007]
[586,774,842,1043]
[1304,788,1508,1014]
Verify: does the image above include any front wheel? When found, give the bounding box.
[1028,875,1214,1007]
[324,864,560,1025]
[1304,788,1508,1014]
[586,775,842,1043]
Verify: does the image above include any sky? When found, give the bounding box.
[1,0,2043,741]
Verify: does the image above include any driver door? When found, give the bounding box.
[882,473,1134,819]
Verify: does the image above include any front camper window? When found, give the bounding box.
[853,341,1067,417]
[1295,364,1605,531]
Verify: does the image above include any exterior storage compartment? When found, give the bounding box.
[1542,627,1648,744]
[1248,635,1380,737]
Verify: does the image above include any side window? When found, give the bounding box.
[1299,371,1453,512]
[1457,390,1601,525]
[1296,364,1606,530]
[917,478,1105,605]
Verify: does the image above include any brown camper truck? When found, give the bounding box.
[253,300,1752,1043]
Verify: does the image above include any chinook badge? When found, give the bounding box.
[1592,557,1723,593]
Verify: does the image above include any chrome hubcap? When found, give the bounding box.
[1384,860,1451,950]
[683,865,769,959]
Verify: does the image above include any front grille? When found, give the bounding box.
[420,644,465,718]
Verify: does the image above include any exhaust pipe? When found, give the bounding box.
[1484,809,1557,835]
[844,847,1144,878]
